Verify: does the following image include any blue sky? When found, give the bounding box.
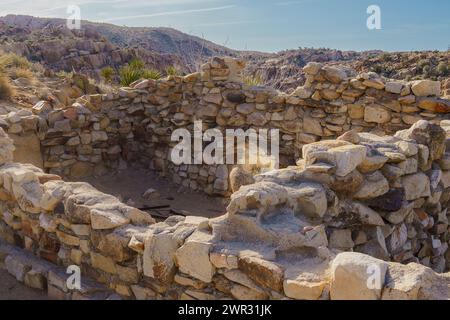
[0,0,449,52]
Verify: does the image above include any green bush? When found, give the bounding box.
[129,58,145,70]
[437,62,449,76]
[100,66,115,82]
[166,66,178,76]
[142,69,161,80]
[119,58,164,85]
[119,66,142,86]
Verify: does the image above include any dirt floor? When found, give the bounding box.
[0,263,48,300]
[77,166,228,220]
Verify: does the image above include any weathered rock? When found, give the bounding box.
[90,209,130,230]
[401,172,431,200]
[367,188,405,212]
[286,182,327,219]
[303,141,367,177]
[175,230,215,283]
[364,105,391,124]
[229,167,255,193]
[238,255,284,293]
[143,232,179,283]
[395,120,445,161]
[355,164,388,193]
[410,80,441,97]
[329,229,354,250]
[330,252,388,300]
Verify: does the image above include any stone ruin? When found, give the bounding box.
[0,57,450,300]
[2,56,450,197]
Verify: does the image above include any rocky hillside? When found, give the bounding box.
[244,48,383,91]
[245,49,449,92]
[356,51,450,81]
[1,15,448,92]
[0,15,189,78]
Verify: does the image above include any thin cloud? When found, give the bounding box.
[111,0,222,9]
[275,1,304,6]
[100,5,236,22]
[194,19,260,27]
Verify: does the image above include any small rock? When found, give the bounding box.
[142,188,160,200]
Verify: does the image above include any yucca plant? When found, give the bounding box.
[100,66,115,82]
[129,58,145,70]
[142,69,161,80]
[119,66,142,86]
[166,66,178,76]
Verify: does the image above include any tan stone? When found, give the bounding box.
[175,230,215,283]
[330,252,388,300]
[364,105,391,124]
[90,209,130,230]
[143,232,179,283]
[238,255,284,293]
[410,80,441,97]
[90,252,117,274]
[9,133,43,169]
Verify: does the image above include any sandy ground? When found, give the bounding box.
[0,264,48,300]
[77,167,228,219]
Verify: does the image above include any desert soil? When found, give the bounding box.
[77,166,228,219]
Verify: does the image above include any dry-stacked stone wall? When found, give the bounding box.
[1,121,450,300]
[1,57,449,197]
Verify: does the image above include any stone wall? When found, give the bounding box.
[1,57,449,196]
[1,121,450,300]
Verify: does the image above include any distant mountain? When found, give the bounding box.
[1,15,448,91]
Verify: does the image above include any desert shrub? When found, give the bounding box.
[423,65,432,77]
[142,69,161,80]
[119,66,142,86]
[9,67,34,80]
[56,70,73,79]
[0,75,15,99]
[166,66,178,76]
[243,73,263,86]
[437,62,449,76]
[129,58,145,70]
[100,66,115,82]
[417,59,429,72]
[0,53,31,70]
[119,58,164,85]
